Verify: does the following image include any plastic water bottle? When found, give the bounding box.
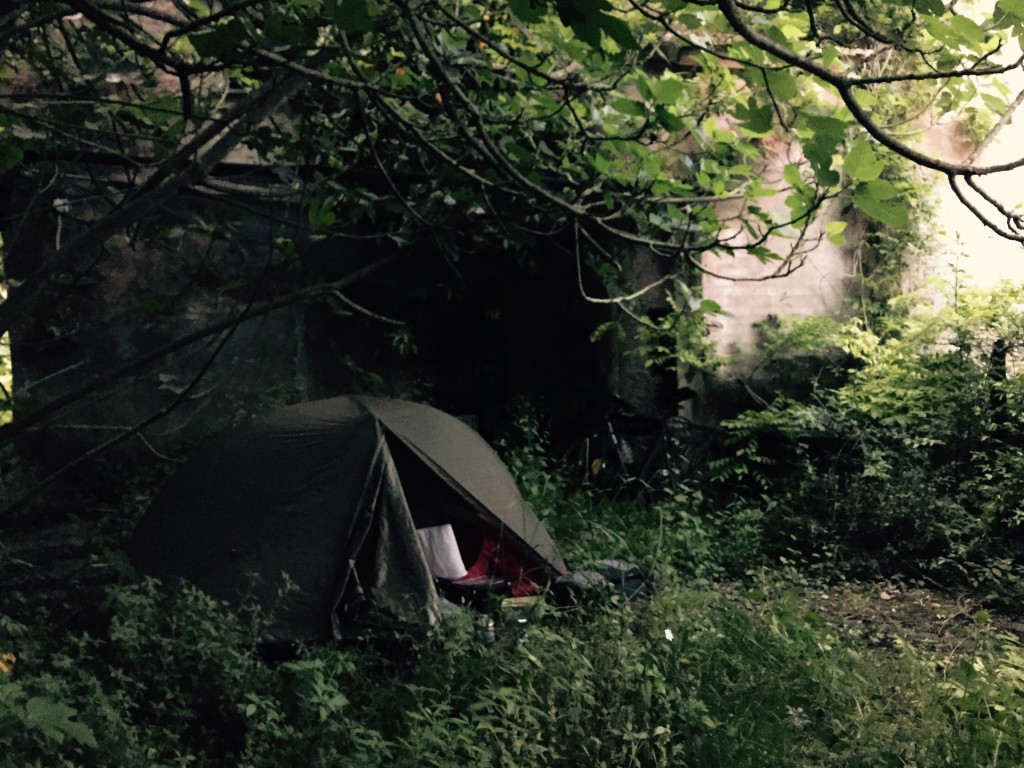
[478,616,495,645]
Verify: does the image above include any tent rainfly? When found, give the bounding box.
[126,396,567,642]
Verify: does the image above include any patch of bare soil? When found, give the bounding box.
[798,581,1024,659]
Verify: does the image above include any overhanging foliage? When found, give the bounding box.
[3,0,1023,316]
[2,0,1023,504]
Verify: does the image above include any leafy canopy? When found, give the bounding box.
[1,0,1023,469]
[3,0,1023,315]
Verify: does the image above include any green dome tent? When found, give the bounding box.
[126,396,567,642]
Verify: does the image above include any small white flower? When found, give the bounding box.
[664,629,674,642]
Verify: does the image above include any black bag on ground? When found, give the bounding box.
[552,559,650,605]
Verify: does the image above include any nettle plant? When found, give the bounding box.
[710,282,1024,591]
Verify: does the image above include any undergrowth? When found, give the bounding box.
[703,283,1024,604]
[4,572,1024,768]
[0,441,1019,766]
[7,326,1024,766]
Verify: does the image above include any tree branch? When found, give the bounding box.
[0,48,332,339]
[0,256,400,447]
[716,0,1024,179]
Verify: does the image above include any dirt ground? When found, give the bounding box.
[795,581,1024,660]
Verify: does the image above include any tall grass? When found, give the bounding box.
[3,575,1023,767]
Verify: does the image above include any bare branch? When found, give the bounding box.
[0,49,332,339]
[948,175,1024,243]
[0,256,400,447]
[2,294,245,517]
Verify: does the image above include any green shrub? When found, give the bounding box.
[8,377,1024,767]
[706,284,1024,599]
[5,566,1024,766]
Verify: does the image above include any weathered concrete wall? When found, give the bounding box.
[699,115,1024,393]
[924,118,1024,289]
[702,195,856,372]
[698,133,860,391]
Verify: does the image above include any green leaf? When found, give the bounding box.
[590,152,612,174]
[783,163,805,189]
[764,69,798,102]
[23,697,98,748]
[735,98,773,135]
[595,14,637,51]
[713,127,737,145]
[0,139,23,175]
[853,180,909,227]
[188,19,246,59]
[509,0,548,23]
[844,139,885,182]
[996,0,1024,22]
[654,105,684,132]
[925,16,981,48]
[785,189,814,219]
[611,97,646,116]
[647,75,684,105]
[826,220,847,245]
[923,17,953,45]
[326,0,380,32]
[555,0,636,50]
[800,114,847,186]
[264,12,317,46]
[857,178,898,201]
[309,198,337,232]
[982,93,1009,115]
[949,14,985,44]
[821,45,839,69]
